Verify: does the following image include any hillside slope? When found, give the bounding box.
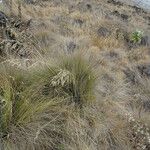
[0,0,150,150]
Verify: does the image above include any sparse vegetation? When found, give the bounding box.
[0,0,150,150]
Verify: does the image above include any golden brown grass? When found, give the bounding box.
[0,0,150,149]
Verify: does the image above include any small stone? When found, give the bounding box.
[24,0,37,4]
[97,27,111,37]
[77,2,92,12]
[112,11,129,21]
[0,11,8,27]
[140,36,149,46]
[67,41,76,53]
[107,0,123,6]
[143,100,150,111]
[86,4,92,10]
[123,68,137,83]
[137,64,150,77]
[109,51,119,58]
[74,19,84,27]
[120,14,129,20]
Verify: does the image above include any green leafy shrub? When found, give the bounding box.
[131,30,144,44]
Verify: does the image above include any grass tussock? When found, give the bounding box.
[0,54,97,149]
[0,64,65,149]
[28,54,96,106]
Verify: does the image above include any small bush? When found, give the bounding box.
[131,30,144,44]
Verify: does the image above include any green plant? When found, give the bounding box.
[0,65,63,149]
[36,55,96,106]
[58,55,96,106]
[30,55,96,107]
[131,30,144,43]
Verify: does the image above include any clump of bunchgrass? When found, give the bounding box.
[58,55,96,105]
[34,55,97,107]
[0,64,65,149]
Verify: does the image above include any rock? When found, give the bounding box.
[67,41,76,53]
[144,16,150,22]
[112,10,120,17]
[137,64,150,77]
[143,100,150,111]
[77,1,92,12]
[132,5,146,14]
[112,11,129,21]
[120,14,129,20]
[97,27,111,37]
[109,51,119,58]
[107,0,123,6]
[24,0,37,4]
[123,68,137,83]
[140,36,149,46]
[0,11,8,27]
[74,19,84,27]
[86,4,92,10]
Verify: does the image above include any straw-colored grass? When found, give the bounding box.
[0,0,150,149]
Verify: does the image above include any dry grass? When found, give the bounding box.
[0,0,150,150]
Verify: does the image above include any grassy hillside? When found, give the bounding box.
[0,0,150,149]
